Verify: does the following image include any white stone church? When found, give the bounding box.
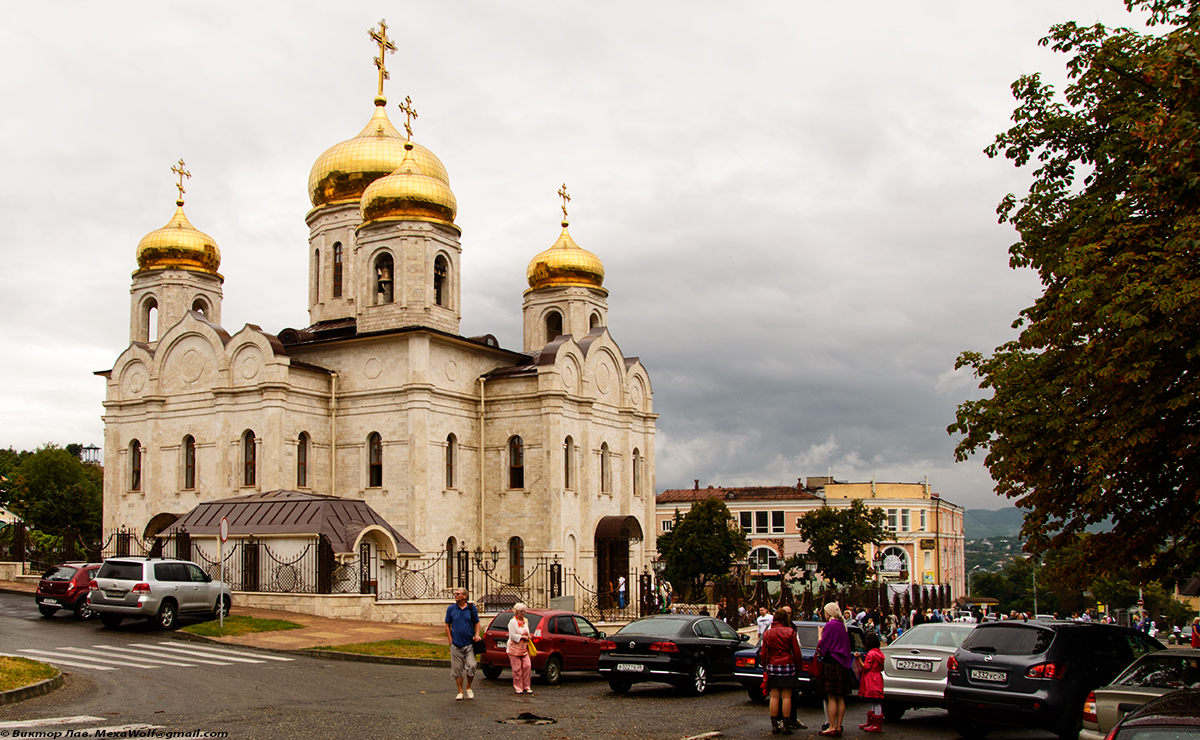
[97,26,656,598]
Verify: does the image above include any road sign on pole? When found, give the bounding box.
[219,516,228,630]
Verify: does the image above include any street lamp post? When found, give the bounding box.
[969,565,983,598]
[873,552,886,615]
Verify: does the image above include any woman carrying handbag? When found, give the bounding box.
[761,607,802,735]
[506,603,535,695]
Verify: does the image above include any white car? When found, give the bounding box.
[880,622,976,720]
[88,557,231,630]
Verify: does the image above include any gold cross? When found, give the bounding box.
[558,183,571,221]
[398,95,418,140]
[171,159,191,204]
[369,20,396,100]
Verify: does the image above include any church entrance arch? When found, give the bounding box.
[594,515,642,609]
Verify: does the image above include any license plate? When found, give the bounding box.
[495,639,507,649]
[970,668,1006,683]
[896,659,932,672]
[41,599,58,606]
[105,590,125,598]
[616,663,644,673]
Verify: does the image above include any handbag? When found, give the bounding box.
[472,639,486,656]
[527,639,537,658]
[807,650,823,679]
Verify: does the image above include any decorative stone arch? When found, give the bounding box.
[139,294,159,343]
[350,524,403,561]
[143,512,180,540]
[190,296,211,317]
[543,307,564,345]
[433,251,452,309]
[372,248,395,305]
[594,515,642,608]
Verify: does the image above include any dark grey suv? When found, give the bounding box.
[945,621,1163,740]
[88,558,232,630]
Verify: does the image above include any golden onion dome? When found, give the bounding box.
[308,103,450,208]
[360,141,457,227]
[526,221,605,291]
[135,199,221,274]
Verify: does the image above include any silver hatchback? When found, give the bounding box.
[881,622,976,719]
[88,558,231,630]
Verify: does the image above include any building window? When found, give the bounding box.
[881,546,909,575]
[368,433,383,487]
[919,509,927,532]
[191,298,208,316]
[545,310,563,342]
[508,436,524,489]
[509,536,524,585]
[740,511,752,533]
[590,312,601,329]
[924,550,932,571]
[243,431,256,487]
[755,511,769,534]
[749,546,779,571]
[434,255,449,307]
[313,249,320,302]
[771,510,785,534]
[662,519,673,532]
[332,242,343,298]
[632,448,641,497]
[600,443,611,493]
[900,509,911,532]
[129,440,142,491]
[374,253,394,304]
[183,436,196,490]
[563,436,574,490]
[297,432,309,488]
[887,508,898,532]
[446,537,457,588]
[445,434,456,489]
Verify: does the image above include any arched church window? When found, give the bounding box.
[600,442,611,493]
[589,312,601,330]
[446,433,457,489]
[368,432,383,487]
[313,249,321,303]
[297,432,309,488]
[129,439,142,491]
[243,431,256,487]
[508,436,524,489]
[632,447,641,497]
[183,436,196,490]
[563,436,574,490]
[141,296,158,343]
[749,546,779,571]
[509,536,524,585]
[880,546,910,575]
[446,536,457,588]
[434,255,449,307]
[546,310,563,342]
[333,242,343,298]
[374,253,394,305]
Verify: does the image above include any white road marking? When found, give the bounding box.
[0,716,104,728]
[61,646,189,668]
[119,644,232,665]
[159,642,294,661]
[133,643,261,663]
[14,650,118,671]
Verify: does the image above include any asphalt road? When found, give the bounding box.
[0,592,1054,740]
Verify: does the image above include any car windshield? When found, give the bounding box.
[961,625,1055,656]
[891,624,973,649]
[486,612,543,634]
[97,561,145,580]
[614,618,687,638]
[1115,654,1200,689]
[41,566,77,581]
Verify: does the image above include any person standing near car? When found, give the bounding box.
[444,587,482,701]
[757,606,774,643]
[817,601,854,737]
[506,602,534,695]
[1192,618,1200,648]
[762,607,803,735]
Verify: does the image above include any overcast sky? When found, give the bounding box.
[0,1,1148,511]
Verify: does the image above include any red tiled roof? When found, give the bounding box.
[657,486,821,503]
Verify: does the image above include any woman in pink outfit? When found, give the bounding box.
[506,603,534,694]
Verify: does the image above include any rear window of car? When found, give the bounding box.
[98,561,145,581]
[961,625,1054,656]
[891,624,972,648]
[614,618,688,638]
[1115,654,1200,689]
[41,566,78,581]
[796,625,820,647]
[486,612,543,634]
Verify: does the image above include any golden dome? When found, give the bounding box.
[308,103,450,208]
[135,200,221,274]
[360,141,458,227]
[526,221,605,290]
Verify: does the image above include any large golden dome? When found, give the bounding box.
[360,141,458,227]
[526,221,605,291]
[308,103,450,208]
[135,200,221,275]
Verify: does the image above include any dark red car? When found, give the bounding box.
[478,609,607,685]
[36,562,102,619]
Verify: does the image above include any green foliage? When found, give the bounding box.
[656,499,750,598]
[786,500,888,587]
[950,0,1200,584]
[5,444,102,540]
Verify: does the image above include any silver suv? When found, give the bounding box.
[88,558,232,630]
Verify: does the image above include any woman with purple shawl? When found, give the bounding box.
[816,601,854,736]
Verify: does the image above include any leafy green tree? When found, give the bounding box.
[656,498,750,599]
[786,500,888,587]
[9,444,102,540]
[950,0,1200,583]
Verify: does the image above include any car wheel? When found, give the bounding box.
[155,600,177,630]
[687,662,709,696]
[881,701,906,721]
[541,655,562,685]
[100,613,123,629]
[953,719,989,739]
[212,595,231,620]
[747,685,767,703]
[481,664,503,680]
[73,597,94,620]
[608,680,631,694]
[38,605,57,618]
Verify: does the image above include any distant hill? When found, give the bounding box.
[964,507,1025,539]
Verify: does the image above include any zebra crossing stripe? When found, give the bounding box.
[133,643,264,664]
[14,650,117,671]
[61,646,193,667]
[88,644,200,665]
[159,642,294,661]
[117,645,232,665]
[0,716,104,729]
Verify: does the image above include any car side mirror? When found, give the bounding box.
[741,633,751,642]
[599,632,606,639]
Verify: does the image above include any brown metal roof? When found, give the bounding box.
[595,515,643,543]
[160,490,418,557]
[657,485,822,504]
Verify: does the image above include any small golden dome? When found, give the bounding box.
[526,221,605,290]
[308,104,450,208]
[135,200,221,274]
[360,141,458,227]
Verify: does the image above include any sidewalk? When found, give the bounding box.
[0,579,446,650]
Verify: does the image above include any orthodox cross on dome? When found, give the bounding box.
[369,20,396,103]
[398,95,418,140]
[558,183,571,223]
[171,159,191,206]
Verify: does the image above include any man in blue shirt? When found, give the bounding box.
[444,587,482,700]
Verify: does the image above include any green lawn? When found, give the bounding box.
[308,638,450,660]
[180,615,304,637]
[0,655,58,692]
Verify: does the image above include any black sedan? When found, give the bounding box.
[598,614,751,695]
[735,620,866,703]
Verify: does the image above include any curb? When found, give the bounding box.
[0,671,63,705]
[170,630,451,667]
[0,587,35,597]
